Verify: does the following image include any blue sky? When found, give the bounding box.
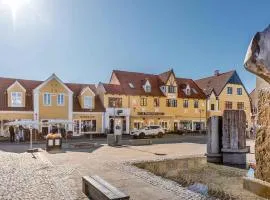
[0,0,269,92]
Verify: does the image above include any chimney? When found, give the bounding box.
[214,70,220,76]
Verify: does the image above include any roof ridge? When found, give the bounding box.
[195,70,235,81]
[113,69,158,77]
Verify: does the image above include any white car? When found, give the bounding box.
[130,125,165,139]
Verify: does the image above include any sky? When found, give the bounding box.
[0,0,269,92]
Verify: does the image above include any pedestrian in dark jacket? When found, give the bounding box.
[9,126,15,143]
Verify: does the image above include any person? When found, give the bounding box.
[19,126,24,142]
[9,126,15,143]
[15,127,20,143]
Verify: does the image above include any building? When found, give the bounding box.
[97,69,207,133]
[0,74,105,137]
[195,70,252,127]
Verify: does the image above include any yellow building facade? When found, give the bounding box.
[195,70,252,127]
[0,74,104,137]
[97,69,207,133]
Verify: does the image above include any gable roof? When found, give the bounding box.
[104,70,206,99]
[0,77,42,111]
[0,76,104,112]
[7,80,26,92]
[158,69,174,84]
[195,70,236,96]
[176,78,206,99]
[110,70,164,96]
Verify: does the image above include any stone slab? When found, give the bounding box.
[243,177,270,199]
[128,139,152,146]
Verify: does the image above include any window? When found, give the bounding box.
[81,120,96,132]
[84,96,93,109]
[225,101,233,109]
[43,93,51,105]
[186,88,190,95]
[227,87,233,94]
[166,99,177,107]
[154,98,160,107]
[194,100,199,108]
[237,88,242,95]
[160,121,168,129]
[145,85,151,93]
[183,100,189,108]
[237,102,244,110]
[108,97,122,108]
[11,92,22,107]
[168,86,176,93]
[129,83,134,88]
[140,97,147,106]
[57,94,64,105]
[211,104,215,111]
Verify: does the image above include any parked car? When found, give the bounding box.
[130,125,165,139]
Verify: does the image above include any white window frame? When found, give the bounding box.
[57,93,65,106]
[84,96,93,109]
[43,93,51,106]
[11,92,23,107]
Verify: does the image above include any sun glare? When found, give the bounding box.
[2,0,30,22]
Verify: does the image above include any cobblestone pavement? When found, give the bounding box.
[0,140,255,200]
[0,151,88,200]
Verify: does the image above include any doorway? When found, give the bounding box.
[174,122,178,131]
[109,119,114,134]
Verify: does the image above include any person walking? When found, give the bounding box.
[9,126,15,143]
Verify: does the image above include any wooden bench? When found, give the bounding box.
[82,175,130,200]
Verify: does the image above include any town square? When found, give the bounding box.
[0,0,270,199]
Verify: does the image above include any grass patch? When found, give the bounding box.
[134,158,264,200]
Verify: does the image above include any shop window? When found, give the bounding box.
[183,100,189,108]
[227,87,233,95]
[180,121,192,130]
[225,101,233,109]
[166,99,177,107]
[140,97,147,106]
[73,120,80,134]
[237,102,244,110]
[81,120,96,132]
[43,93,51,105]
[160,121,168,129]
[57,94,64,105]
[11,92,22,107]
[211,104,215,111]
[237,88,242,95]
[154,98,160,107]
[194,100,199,108]
[108,97,122,108]
[134,122,143,130]
[84,96,93,109]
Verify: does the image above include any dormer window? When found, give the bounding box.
[185,85,191,95]
[168,85,176,93]
[11,92,22,107]
[129,83,135,88]
[145,85,151,93]
[84,96,93,109]
[143,80,151,93]
[192,88,198,94]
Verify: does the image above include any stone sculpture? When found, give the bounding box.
[221,110,249,166]
[244,25,270,182]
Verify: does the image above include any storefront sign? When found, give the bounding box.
[79,115,96,119]
[137,112,165,116]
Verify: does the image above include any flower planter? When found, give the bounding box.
[46,138,62,151]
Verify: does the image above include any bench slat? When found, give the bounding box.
[92,175,128,198]
[82,176,129,200]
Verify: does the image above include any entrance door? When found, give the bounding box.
[174,122,178,131]
[109,119,114,134]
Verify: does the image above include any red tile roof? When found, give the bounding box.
[195,70,235,96]
[101,70,206,99]
[176,78,206,99]
[0,77,104,112]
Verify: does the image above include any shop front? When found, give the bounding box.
[104,108,130,134]
[0,111,33,137]
[131,111,173,131]
[72,112,103,136]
